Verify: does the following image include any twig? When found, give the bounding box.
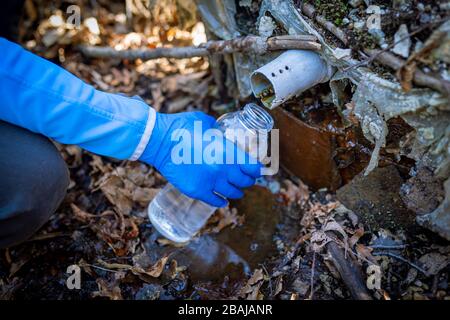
[26,231,70,242]
[260,264,274,296]
[300,3,348,45]
[81,263,122,273]
[309,251,316,300]
[372,252,428,275]
[79,35,321,61]
[369,244,407,250]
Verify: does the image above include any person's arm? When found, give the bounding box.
[0,37,262,207]
[0,37,155,160]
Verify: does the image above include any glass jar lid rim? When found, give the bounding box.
[238,103,274,132]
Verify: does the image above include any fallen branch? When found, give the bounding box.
[79,35,321,61]
[326,233,373,300]
[365,48,450,96]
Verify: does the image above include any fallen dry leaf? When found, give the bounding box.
[202,206,243,234]
[137,254,170,278]
[280,179,309,206]
[132,187,160,206]
[92,273,125,300]
[98,253,171,279]
[355,244,377,264]
[97,175,133,215]
[349,226,365,248]
[71,203,97,223]
[238,268,264,300]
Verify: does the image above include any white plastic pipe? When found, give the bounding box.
[250,50,333,109]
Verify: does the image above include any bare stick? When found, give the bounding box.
[309,251,316,300]
[370,244,407,250]
[300,3,349,45]
[79,35,321,61]
[372,252,428,275]
[326,236,373,300]
[79,46,209,60]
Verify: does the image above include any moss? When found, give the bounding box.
[308,0,349,26]
[348,28,378,51]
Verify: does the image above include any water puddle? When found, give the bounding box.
[143,186,279,284]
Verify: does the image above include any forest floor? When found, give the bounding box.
[0,0,449,300]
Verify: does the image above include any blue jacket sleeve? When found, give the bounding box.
[0,37,156,160]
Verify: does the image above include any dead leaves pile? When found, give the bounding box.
[90,155,160,214]
[69,155,162,257]
[157,71,214,113]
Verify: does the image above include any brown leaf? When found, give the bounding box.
[397,26,446,92]
[98,175,133,215]
[355,244,377,264]
[126,253,172,279]
[71,203,96,223]
[149,83,164,111]
[132,187,160,206]
[238,268,265,300]
[301,201,338,228]
[397,61,415,92]
[166,96,193,113]
[349,226,365,248]
[202,206,243,234]
[92,274,124,300]
[273,275,283,296]
[143,255,170,277]
[310,219,348,253]
[97,256,170,279]
[280,179,309,205]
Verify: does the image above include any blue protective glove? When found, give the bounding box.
[139,112,263,207]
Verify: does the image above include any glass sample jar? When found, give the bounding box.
[147,103,274,243]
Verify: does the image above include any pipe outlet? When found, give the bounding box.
[250,50,333,109]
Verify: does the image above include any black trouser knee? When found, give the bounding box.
[0,121,69,248]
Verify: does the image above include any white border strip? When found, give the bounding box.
[129,107,156,161]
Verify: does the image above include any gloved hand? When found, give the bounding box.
[140,111,262,207]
